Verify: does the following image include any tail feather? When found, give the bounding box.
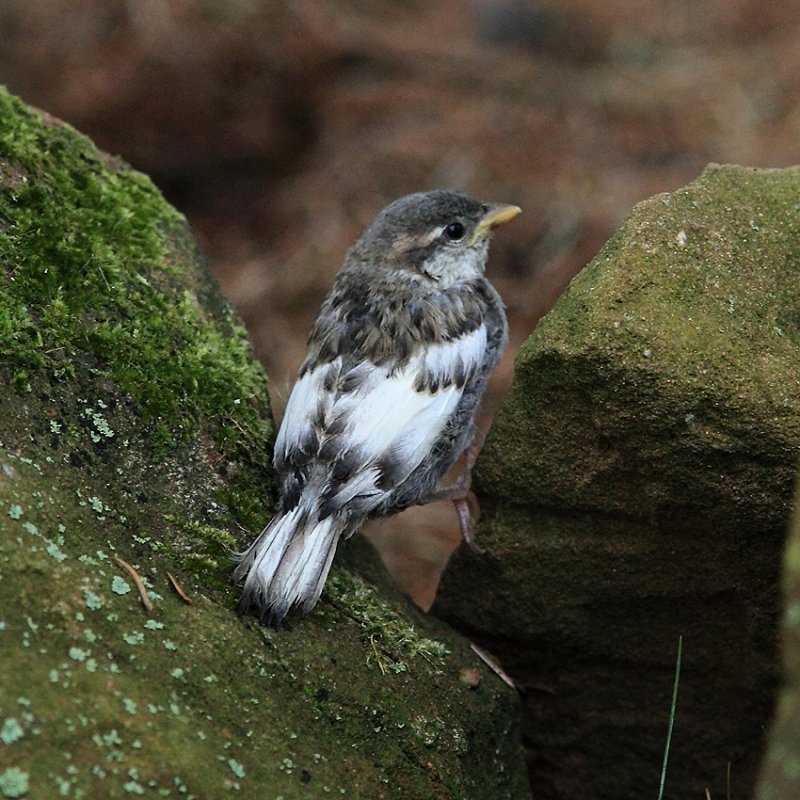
[272,518,340,615]
[234,505,346,626]
[232,505,303,615]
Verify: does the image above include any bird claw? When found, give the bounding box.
[433,481,483,552]
[433,434,487,552]
[453,493,484,553]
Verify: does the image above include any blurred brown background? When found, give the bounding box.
[2,0,798,606]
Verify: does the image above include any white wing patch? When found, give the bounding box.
[275,325,488,507]
[335,363,462,485]
[274,369,317,463]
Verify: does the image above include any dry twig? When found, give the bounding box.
[469,643,518,691]
[166,571,193,605]
[113,556,154,613]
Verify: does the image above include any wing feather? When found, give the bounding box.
[274,367,327,467]
[274,325,488,511]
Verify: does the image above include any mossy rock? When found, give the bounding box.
[0,87,529,799]
[434,164,800,798]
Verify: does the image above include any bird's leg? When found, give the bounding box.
[433,431,486,553]
[453,492,483,553]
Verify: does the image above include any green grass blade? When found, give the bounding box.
[657,635,683,800]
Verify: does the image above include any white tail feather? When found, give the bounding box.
[234,506,345,625]
[273,516,340,613]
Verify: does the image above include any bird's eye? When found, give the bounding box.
[444,222,465,241]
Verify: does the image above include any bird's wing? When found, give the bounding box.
[274,324,488,512]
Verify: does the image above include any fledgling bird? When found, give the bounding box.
[234,190,520,626]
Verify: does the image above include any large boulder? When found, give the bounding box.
[0,88,529,799]
[435,164,800,798]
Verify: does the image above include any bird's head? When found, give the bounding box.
[348,190,521,288]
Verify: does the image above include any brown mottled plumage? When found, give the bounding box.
[234,191,520,626]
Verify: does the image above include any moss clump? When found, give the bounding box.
[325,569,450,674]
[0,88,272,468]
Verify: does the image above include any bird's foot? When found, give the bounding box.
[433,435,487,552]
[433,479,483,554]
[452,492,484,554]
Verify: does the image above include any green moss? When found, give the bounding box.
[325,570,450,674]
[525,165,800,406]
[0,84,274,583]
[481,164,800,523]
[0,87,272,466]
[152,516,237,586]
[0,451,526,798]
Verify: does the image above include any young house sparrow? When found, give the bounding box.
[234,190,520,625]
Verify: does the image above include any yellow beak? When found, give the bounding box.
[469,203,522,246]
